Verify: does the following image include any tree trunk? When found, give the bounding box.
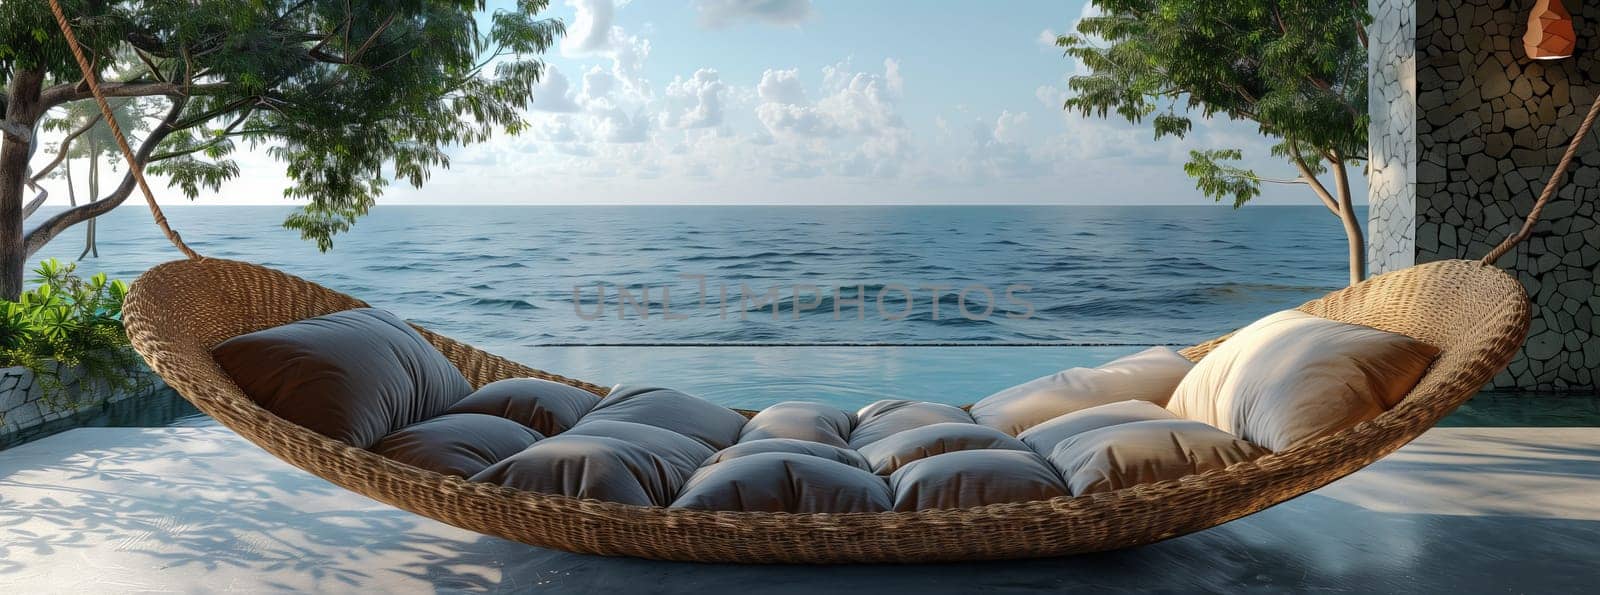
[1,70,45,301]
[81,149,99,259]
[1331,157,1367,285]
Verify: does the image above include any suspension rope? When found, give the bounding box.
[46,0,201,260]
[1481,90,1600,265]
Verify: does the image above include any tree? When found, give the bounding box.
[41,95,156,260]
[0,1,564,299]
[1057,1,1370,285]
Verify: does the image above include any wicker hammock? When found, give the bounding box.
[46,0,1555,564]
[120,257,1530,563]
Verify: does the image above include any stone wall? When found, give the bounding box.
[1369,0,1420,275]
[1410,0,1600,390]
[1,363,180,449]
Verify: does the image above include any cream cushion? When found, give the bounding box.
[857,422,1029,474]
[1166,310,1440,451]
[1048,419,1270,495]
[1017,399,1177,454]
[970,346,1195,435]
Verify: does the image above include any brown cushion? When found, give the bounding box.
[1048,419,1270,495]
[1166,310,1441,451]
[211,308,472,449]
[856,422,1029,474]
[705,438,871,471]
[849,400,973,449]
[971,346,1195,435]
[583,385,748,450]
[371,413,542,477]
[470,422,713,507]
[737,401,855,448]
[1017,400,1177,455]
[889,450,1068,511]
[445,378,600,435]
[670,452,892,513]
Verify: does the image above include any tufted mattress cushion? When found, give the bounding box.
[970,346,1195,435]
[221,311,1380,513]
[1166,310,1440,451]
[211,308,473,449]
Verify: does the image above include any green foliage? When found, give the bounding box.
[3,0,563,249]
[1057,0,1369,207]
[0,260,143,410]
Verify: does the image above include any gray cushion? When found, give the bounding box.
[738,401,855,448]
[971,346,1195,435]
[670,452,892,513]
[705,438,871,471]
[583,385,748,450]
[212,308,472,449]
[563,419,715,477]
[472,434,693,506]
[889,450,1068,511]
[446,378,600,435]
[372,413,542,478]
[857,422,1029,474]
[849,400,973,449]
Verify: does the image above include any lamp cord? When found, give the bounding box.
[1482,90,1600,265]
[46,0,202,260]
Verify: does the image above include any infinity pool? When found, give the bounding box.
[32,346,1600,435]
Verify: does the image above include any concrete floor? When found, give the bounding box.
[0,427,1597,593]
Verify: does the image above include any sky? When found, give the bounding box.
[30,0,1367,207]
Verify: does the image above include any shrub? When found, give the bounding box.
[0,259,145,410]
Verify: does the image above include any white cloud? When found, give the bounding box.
[695,0,814,28]
[883,58,904,96]
[580,66,617,105]
[756,68,808,105]
[530,66,580,112]
[562,0,617,54]
[1037,28,1060,49]
[664,68,727,129]
[593,107,651,143]
[1035,84,1066,109]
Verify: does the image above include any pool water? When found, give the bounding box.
[147,346,1600,428]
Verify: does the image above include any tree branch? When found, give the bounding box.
[152,107,254,162]
[1286,139,1341,216]
[23,97,188,257]
[0,120,32,144]
[28,114,101,185]
[22,190,47,219]
[39,81,225,110]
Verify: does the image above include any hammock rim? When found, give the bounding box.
[121,257,1530,563]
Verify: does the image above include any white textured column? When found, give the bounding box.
[1366,0,1417,275]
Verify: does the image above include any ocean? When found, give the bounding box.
[29,204,1357,408]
